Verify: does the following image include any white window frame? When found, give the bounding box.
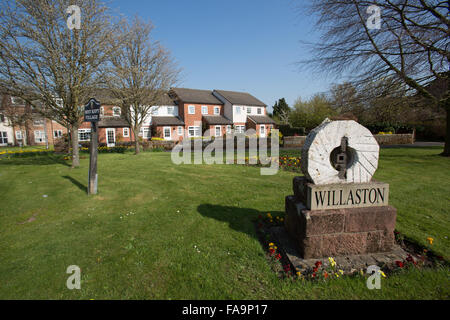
[188,105,195,114]
[215,126,221,137]
[260,125,265,137]
[214,107,220,115]
[235,106,241,115]
[226,125,232,134]
[33,119,45,126]
[247,107,251,114]
[167,107,174,115]
[235,125,245,134]
[188,126,201,138]
[0,131,8,145]
[78,129,91,142]
[53,130,63,138]
[201,106,208,115]
[257,108,262,115]
[177,126,183,136]
[34,130,46,143]
[113,107,121,117]
[163,126,172,140]
[100,107,104,116]
[140,127,151,139]
[123,128,130,137]
[15,130,23,140]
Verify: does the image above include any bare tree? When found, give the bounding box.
[299,0,449,155]
[104,17,180,154]
[0,0,121,166]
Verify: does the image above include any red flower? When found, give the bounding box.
[395,261,404,268]
[313,267,318,273]
[312,273,316,278]
[283,265,291,273]
[275,254,281,260]
[315,261,322,268]
[323,272,328,279]
[269,248,275,255]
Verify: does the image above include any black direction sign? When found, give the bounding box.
[84,98,101,122]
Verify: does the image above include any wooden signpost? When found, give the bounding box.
[84,98,101,195]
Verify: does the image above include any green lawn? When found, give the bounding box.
[0,147,449,299]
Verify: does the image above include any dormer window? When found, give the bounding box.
[167,107,174,115]
[257,108,262,115]
[113,107,121,117]
[247,107,251,114]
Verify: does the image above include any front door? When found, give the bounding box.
[260,125,266,138]
[106,128,115,147]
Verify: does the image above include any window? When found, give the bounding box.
[167,107,174,115]
[164,127,171,139]
[188,126,201,138]
[152,107,159,116]
[188,105,195,114]
[15,131,23,140]
[113,107,121,116]
[33,119,45,126]
[257,108,262,115]
[140,127,151,139]
[123,128,130,137]
[235,125,245,134]
[235,107,241,115]
[214,107,220,115]
[215,126,221,137]
[0,132,8,145]
[177,126,183,136]
[11,97,24,105]
[53,130,63,138]
[0,114,4,123]
[201,106,208,115]
[78,129,91,142]
[226,125,232,134]
[247,107,251,114]
[34,131,46,143]
[100,107,104,116]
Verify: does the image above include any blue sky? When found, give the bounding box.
[110,0,335,111]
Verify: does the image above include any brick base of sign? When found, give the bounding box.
[285,195,397,259]
[269,225,408,275]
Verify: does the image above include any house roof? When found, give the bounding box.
[170,88,223,105]
[202,115,233,125]
[98,117,129,128]
[213,90,266,107]
[247,115,276,124]
[152,116,184,126]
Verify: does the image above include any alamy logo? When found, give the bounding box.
[66,5,81,30]
[366,5,381,30]
[66,265,81,290]
[366,265,381,290]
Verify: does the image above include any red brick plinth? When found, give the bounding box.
[285,195,397,259]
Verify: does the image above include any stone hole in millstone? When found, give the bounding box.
[330,145,357,171]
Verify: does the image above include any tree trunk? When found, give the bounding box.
[442,105,450,157]
[71,124,80,167]
[134,128,141,155]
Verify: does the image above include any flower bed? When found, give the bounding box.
[0,149,55,158]
[235,156,302,173]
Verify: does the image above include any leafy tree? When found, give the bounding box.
[273,98,291,124]
[290,93,336,130]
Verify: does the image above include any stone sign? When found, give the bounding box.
[285,119,397,259]
[301,119,379,185]
[293,177,389,210]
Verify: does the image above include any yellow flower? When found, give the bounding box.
[339,269,344,275]
[378,270,386,278]
[269,243,274,247]
[360,269,364,276]
[426,237,434,245]
[335,274,339,278]
[328,257,336,267]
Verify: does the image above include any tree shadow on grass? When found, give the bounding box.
[62,175,87,194]
[197,203,284,240]
[0,154,71,167]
